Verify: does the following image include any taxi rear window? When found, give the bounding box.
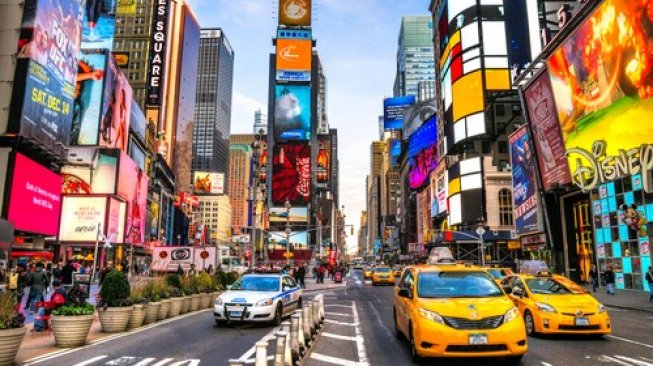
[417,271,503,298]
[375,267,391,273]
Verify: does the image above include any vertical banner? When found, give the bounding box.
[509,126,539,235]
[523,70,571,191]
[147,0,170,106]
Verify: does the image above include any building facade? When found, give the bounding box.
[393,16,436,98]
[228,142,253,236]
[198,195,232,245]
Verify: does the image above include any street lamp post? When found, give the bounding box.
[177,234,181,246]
[476,225,487,267]
[285,200,292,267]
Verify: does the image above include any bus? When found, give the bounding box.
[352,257,365,269]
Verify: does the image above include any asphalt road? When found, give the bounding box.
[305,270,653,366]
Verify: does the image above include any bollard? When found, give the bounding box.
[318,295,325,321]
[290,315,301,362]
[312,302,320,331]
[255,341,269,366]
[228,360,244,366]
[305,304,315,337]
[281,321,292,366]
[274,332,287,366]
[296,310,308,350]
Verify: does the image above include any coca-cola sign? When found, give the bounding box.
[272,144,311,205]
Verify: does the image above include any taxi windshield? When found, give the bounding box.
[526,278,587,295]
[375,267,391,273]
[417,271,503,298]
[230,276,280,292]
[488,269,507,279]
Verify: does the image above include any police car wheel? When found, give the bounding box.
[215,320,227,327]
[273,304,283,326]
[298,297,303,308]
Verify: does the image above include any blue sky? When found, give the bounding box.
[186,0,432,252]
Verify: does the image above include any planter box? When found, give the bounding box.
[199,293,211,309]
[158,300,171,320]
[0,327,26,366]
[51,315,94,348]
[169,298,183,317]
[127,304,146,329]
[143,302,161,324]
[189,295,200,312]
[98,306,133,333]
[180,297,191,314]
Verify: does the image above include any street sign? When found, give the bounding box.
[475,226,486,238]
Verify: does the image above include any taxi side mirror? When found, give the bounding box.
[512,287,525,298]
[502,286,512,295]
[398,288,412,299]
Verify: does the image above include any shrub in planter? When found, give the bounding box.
[51,290,95,348]
[127,284,148,329]
[97,271,133,333]
[142,280,161,324]
[0,293,26,366]
[156,279,172,320]
[179,277,192,314]
[165,274,182,290]
[193,273,212,308]
[168,288,183,317]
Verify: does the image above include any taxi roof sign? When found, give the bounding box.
[519,260,550,275]
[426,247,456,265]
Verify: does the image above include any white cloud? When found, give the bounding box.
[231,92,266,134]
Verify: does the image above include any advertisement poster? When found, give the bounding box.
[279,0,311,27]
[193,172,225,195]
[547,0,653,173]
[509,126,539,235]
[107,197,126,244]
[269,231,308,249]
[390,139,401,168]
[117,0,137,14]
[408,116,438,190]
[523,70,571,191]
[274,85,311,141]
[276,38,312,82]
[7,153,62,236]
[117,152,148,245]
[129,100,146,142]
[272,144,311,205]
[92,150,119,193]
[82,0,116,50]
[99,61,132,152]
[269,207,309,223]
[151,246,217,272]
[14,0,85,152]
[316,136,331,188]
[72,50,108,145]
[147,0,170,106]
[58,196,106,242]
[384,96,416,130]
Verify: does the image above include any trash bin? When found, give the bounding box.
[334,271,343,283]
[73,273,91,299]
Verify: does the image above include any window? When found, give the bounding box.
[499,189,514,226]
[498,141,508,154]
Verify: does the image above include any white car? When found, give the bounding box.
[213,273,303,326]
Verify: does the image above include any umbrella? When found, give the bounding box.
[84,254,94,261]
[71,254,85,260]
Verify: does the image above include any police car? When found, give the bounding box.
[213,273,303,326]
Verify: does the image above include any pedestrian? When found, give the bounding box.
[207,264,214,275]
[61,260,74,286]
[589,265,599,293]
[99,261,114,286]
[605,266,616,295]
[52,262,62,282]
[318,265,326,284]
[297,265,306,288]
[645,266,653,302]
[177,264,184,276]
[25,262,49,314]
[188,263,198,278]
[33,279,67,332]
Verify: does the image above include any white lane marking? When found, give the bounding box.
[614,356,653,366]
[324,319,358,326]
[310,352,361,366]
[541,362,554,366]
[133,358,157,366]
[71,356,108,366]
[325,312,353,317]
[106,356,138,365]
[351,301,370,365]
[321,332,358,342]
[355,280,362,285]
[364,281,372,285]
[324,304,353,309]
[367,302,393,339]
[169,360,200,366]
[601,355,638,366]
[244,355,274,364]
[151,359,174,366]
[607,335,653,349]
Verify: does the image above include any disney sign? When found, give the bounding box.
[567,141,653,193]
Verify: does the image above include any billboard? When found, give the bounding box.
[316,136,331,189]
[58,196,106,242]
[390,139,401,168]
[99,60,132,152]
[272,144,311,205]
[269,231,309,249]
[82,0,116,50]
[409,117,438,190]
[193,172,225,195]
[151,246,218,272]
[509,126,539,235]
[6,153,62,236]
[10,0,85,153]
[546,0,653,191]
[117,0,137,14]
[384,96,415,131]
[276,38,312,82]
[269,207,309,223]
[72,50,109,146]
[523,70,571,191]
[129,100,147,142]
[279,0,311,27]
[147,0,170,106]
[117,152,148,245]
[92,149,119,194]
[274,85,311,141]
[402,101,437,140]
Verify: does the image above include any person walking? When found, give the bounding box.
[645,266,653,302]
[605,266,616,295]
[25,262,49,314]
[99,261,114,286]
[33,279,67,332]
[589,265,599,293]
[297,265,306,288]
[188,263,198,278]
[61,260,75,286]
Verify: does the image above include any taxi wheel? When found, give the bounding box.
[409,324,422,363]
[524,311,537,336]
[273,304,283,326]
[505,355,524,365]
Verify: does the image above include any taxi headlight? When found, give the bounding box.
[418,308,445,325]
[598,304,606,313]
[535,302,556,313]
[503,307,519,324]
[256,298,274,307]
[214,297,223,306]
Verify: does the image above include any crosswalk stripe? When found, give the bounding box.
[72,356,109,366]
[310,352,364,366]
[321,332,358,342]
[151,358,175,366]
[325,312,353,317]
[107,356,139,365]
[133,358,157,366]
[614,356,653,366]
[325,319,359,326]
[601,355,636,366]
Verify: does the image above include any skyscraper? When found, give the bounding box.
[228,135,254,235]
[393,16,436,98]
[193,28,235,185]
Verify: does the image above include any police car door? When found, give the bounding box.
[281,276,297,314]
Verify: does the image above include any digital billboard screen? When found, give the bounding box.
[269,207,309,223]
[408,117,438,190]
[384,96,415,131]
[279,0,311,27]
[276,38,312,82]
[72,50,109,146]
[129,100,147,142]
[274,85,311,141]
[269,231,309,249]
[509,126,539,235]
[316,135,331,189]
[117,152,148,245]
[546,0,653,184]
[99,59,132,152]
[390,139,401,168]
[82,0,116,50]
[272,144,311,205]
[6,153,62,236]
[193,172,225,195]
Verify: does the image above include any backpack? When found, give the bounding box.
[8,273,18,290]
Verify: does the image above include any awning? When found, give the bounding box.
[11,251,54,260]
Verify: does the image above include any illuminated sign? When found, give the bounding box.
[276,38,312,82]
[193,172,225,195]
[59,196,106,242]
[409,117,438,190]
[279,0,311,27]
[147,0,170,106]
[272,144,311,205]
[273,85,311,141]
[509,126,539,235]
[384,96,415,131]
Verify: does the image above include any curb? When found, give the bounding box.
[302,285,346,293]
[603,303,653,313]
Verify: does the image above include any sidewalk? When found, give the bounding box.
[591,287,653,313]
[302,273,348,293]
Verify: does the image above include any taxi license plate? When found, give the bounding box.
[575,317,590,326]
[469,334,488,345]
[230,311,243,318]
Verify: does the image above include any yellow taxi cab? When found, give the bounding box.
[393,266,404,278]
[372,266,395,285]
[503,271,611,337]
[485,268,513,286]
[363,267,374,280]
[393,248,527,364]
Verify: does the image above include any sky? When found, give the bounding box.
[186,0,432,253]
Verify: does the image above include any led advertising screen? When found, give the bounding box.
[99,59,132,152]
[269,231,309,249]
[58,196,107,242]
[276,38,312,82]
[546,0,653,190]
[408,117,438,190]
[509,126,539,235]
[279,0,311,27]
[269,207,309,223]
[82,0,116,50]
[129,100,147,142]
[272,144,311,205]
[147,0,170,106]
[6,153,62,236]
[117,152,148,245]
[390,139,401,168]
[117,0,137,14]
[384,96,416,131]
[72,50,109,146]
[523,70,571,191]
[193,172,225,195]
[92,149,119,194]
[274,85,311,141]
[316,136,331,190]
[10,0,85,153]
